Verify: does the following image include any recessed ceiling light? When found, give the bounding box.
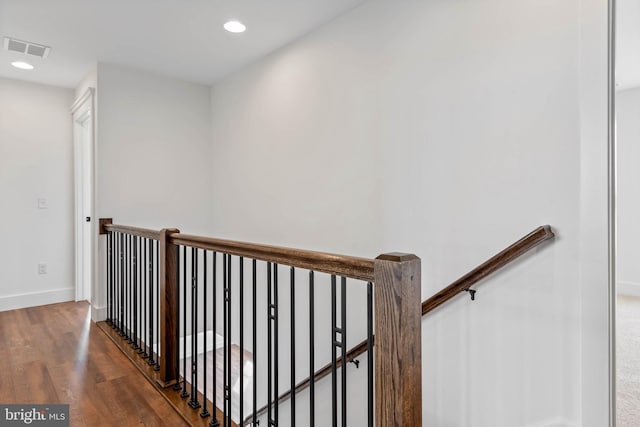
[224,21,246,33]
[11,61,34,70]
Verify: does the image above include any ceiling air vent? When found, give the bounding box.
[3,37,50,58]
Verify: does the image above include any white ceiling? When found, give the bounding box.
[617,0,640,90]
[0,0,365,88]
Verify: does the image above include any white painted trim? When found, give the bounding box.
[0,287,75,312]
[91,304,107,321]
[608,0,617,425]
[616,281,640,297]
[71,87,95,114]
[523,417,580,427]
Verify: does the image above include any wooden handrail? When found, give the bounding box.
[102,226,375,280]
[421,224,554,315]
[169,233,375,282]
[244,224,555,425]
[103,223,163,240]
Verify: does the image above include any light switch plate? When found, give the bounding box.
[37,198,48,209]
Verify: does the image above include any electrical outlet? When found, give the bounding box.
[38,263,47,274]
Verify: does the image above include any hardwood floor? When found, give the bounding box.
[0,301,187,427]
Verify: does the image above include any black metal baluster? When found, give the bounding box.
[201,250,210,418]
[239,256,244,425]
[173,246,183,391]
[129,235,133,342]
[139,237,144,352]
[106,232,112,325]
[223,254,229,427]
[125,234,130,339]
[109,232,113,326]
[341,276,347,427]
[110,232,114,326]
[115,233,119,330]
[119,233,125,336]
[155,240,160,370]
[106,233,110,324]
[273,263,279,426]
[112,233,115,328]
[148,239,155,366]
[181,246,189,398]
[137,237,144,354]
[210,252,219,427]
[267,262,272,426]
[331,275,337,427]
[290,266,295,427]
[367,282,373,427]
[142,238,149,359]
[128,235,133,344]
[189,247,201,408]
[252,259,257,427]
[309,271,315,427]
[123,234,127,336]
[225,255,232,426]
[133,236,139,350]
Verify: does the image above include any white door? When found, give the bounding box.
[80,115,92,302]
[72,88,95,304]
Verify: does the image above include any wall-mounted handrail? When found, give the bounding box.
[169,233,375,282]
[421,225,554,315]
[244,224,555,425]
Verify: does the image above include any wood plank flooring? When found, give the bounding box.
[0,301,187,427]
[96,321,236,427]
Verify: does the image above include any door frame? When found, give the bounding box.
[608,0,617,425]
[71,88,96,303]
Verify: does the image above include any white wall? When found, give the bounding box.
[0,77,75,310]
[96,62,213,233]
[91,62,213,320]
[209,0,610,425]
[616,86,640,295]
[75,63,97,101]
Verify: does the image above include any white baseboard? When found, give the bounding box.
[0,287,75,312]
[524,417,579,427]
[91,305,107,322]
[617,281,640,297]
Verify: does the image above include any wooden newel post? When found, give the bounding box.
[158,227,180,387]
[374,253,422,426]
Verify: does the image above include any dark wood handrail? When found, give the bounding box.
[169,233,375,281]
[104,223,162,240]
[421,224,554,315]
[102,226,375,282]
[244,224,555,425]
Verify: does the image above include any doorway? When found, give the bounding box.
[71,88,95,304]
[615,0,640,424]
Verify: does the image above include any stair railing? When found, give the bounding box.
[246,225,555,424]
[99,218,422,427]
